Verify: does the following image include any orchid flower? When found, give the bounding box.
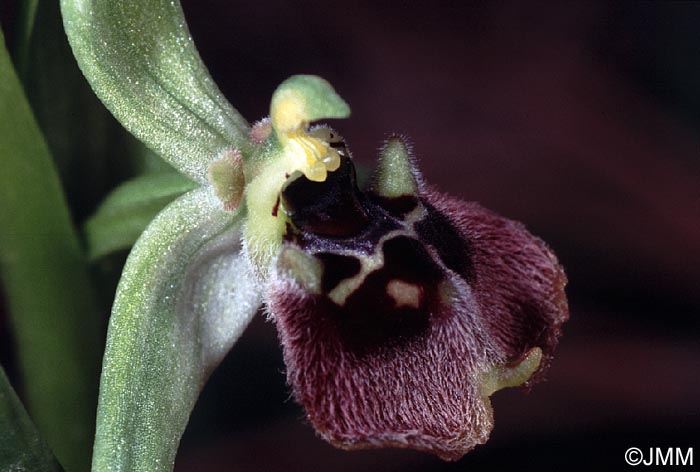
[61,0,569,470]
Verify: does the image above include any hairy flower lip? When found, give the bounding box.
[269,253,495,461]
[326,427,487,462]
[269,174,568,460]
[430,190,569,387]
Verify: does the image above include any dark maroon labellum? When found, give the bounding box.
[269,152,568,461]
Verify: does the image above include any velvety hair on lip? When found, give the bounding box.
[267,151,569,461]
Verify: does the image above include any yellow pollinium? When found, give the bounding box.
[271,90,341,182]
[286,129,341,181]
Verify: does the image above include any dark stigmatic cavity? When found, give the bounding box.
[280,157,368,237]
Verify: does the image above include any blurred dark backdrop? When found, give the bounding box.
[1,1,699,471]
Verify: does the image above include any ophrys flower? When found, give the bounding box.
[61,0,568,469]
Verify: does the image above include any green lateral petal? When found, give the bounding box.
[372,136,420,197]
[0,366,63,472]
[92,187,261,472]
[85,172,197,260]
[60,0,250,183]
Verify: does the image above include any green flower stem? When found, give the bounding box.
[61,0,252,184]
[0,29,100,472]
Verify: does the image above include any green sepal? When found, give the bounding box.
[60,0,251,183]
[92,188,261,471]
[85,172,197,260]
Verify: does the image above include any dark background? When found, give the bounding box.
[2,1,699,471]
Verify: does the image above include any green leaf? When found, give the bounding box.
[13,0,39,73]
[0,365,64,472]
[93,188,261,471]
[60,0,251,184]
[85,172,198,260]
[0,28,100,472]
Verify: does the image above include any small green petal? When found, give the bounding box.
[92,188,261,471]
[60,0,250,183]
[372,136,420,197]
